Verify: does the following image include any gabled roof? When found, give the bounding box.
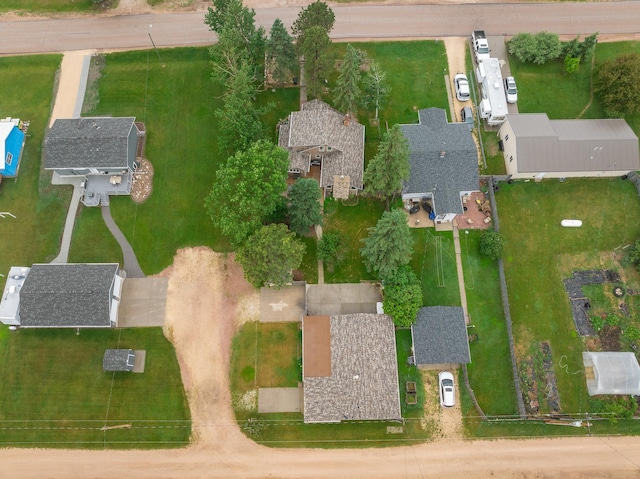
[278,100,365,190]
[412,306,471,365]
[302,313,401,423]
[504,113,640,173]
[19,263,119,327]
[103,349,136,371]
[45,117,135,170]
[400,108,479,215]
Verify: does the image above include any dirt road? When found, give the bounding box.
[2,247,639,479]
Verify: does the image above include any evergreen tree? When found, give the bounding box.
[360,209,414,278]
[266,19,297,85]
[292,0,335,48]
[288,178,323,236]
[334,44,365,114]
[298,26,334,99]
[363,124,410,210]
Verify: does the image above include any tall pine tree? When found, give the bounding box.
[266,19,297,85]
[334,44,365,114]
[363,124,410,210]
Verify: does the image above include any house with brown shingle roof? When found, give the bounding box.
[302,313,402,423]
[278,100,365,199]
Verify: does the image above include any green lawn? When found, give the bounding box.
[0,55,69,282]
[498,178,640,414]
[410,229,460,306]
[461,229,518,417]
[0,0,98,13]
[0,328,190,448]
[322,197,386,283]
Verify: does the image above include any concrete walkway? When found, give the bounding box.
[452,221,470,325]
[101,206,145,278]
[48,50,144,277]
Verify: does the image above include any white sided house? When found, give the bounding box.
[0,263,124,328]
[499,113,640,179]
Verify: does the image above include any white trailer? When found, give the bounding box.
[476,58,508,126]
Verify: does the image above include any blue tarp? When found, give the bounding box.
[1,126,25,177]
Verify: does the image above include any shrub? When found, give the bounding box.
[623,325,640,342]
[507,31,561,65]
[590,315,604,332]
[479,230,504,260]
[317,231,347,269]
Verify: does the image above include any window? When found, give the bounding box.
[319,146,325,152]
[327,146,332,152]
[5,152,12,166]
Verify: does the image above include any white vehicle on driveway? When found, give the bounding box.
[439,371,455,407]
[454,73,470,102]
[504,76,518,103]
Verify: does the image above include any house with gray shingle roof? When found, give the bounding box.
[278,100,365,199]
[0,263,124,328]
[411,306,471,369]
[400,108,479,227]
[103,349,136,371]
[302,313,401,423]
[45,117,145,207]
[498,113,640,179]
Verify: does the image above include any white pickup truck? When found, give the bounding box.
[472,30,490,62]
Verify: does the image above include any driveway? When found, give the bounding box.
[306,283,381,316]
[117,277,168,327]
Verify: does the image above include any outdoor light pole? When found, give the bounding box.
[148,25,166,68]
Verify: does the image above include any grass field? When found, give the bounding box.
[498,178,640,414]
[0,0,97,13]
[0,328,190,448]
[0,55,69,280]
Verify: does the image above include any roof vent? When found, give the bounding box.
[439,150,446,159]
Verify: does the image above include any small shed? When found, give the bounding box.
[411,306,471,370]
[0,117,27,178]
[103,349,136,372]
[582,352,640,396]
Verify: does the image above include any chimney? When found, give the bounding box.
[343,114,351,126]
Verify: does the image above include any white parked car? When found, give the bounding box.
[439,371,455,407]
[504,76,518,103]
[454,73,470,102]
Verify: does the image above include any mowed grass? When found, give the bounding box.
[411,229,460,306]
[80,48,228,273]
[0,0,96,13]
[0,328,190,448]
[0,55,69,280]
[460,229,517,417]
[497,178,640,414]
[322,197,386,283]
[256,323,301,388]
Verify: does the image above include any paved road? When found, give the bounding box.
[1,1,640,55]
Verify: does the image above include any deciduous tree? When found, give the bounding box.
[266,19,298,85]
[288,178,323,236]
[317,231,347,271]
[363,124,410,210]
[594,53,640,118]
[507,31,561,65]
[205,140,289,247]
[362,60,390,120]
[361,209,414,278]
[382,265,423,328]
[236,224,306,289]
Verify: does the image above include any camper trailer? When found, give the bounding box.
[476,58,508,126]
